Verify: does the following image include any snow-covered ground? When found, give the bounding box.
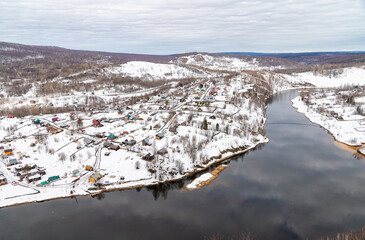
[104,61,209,80]
[186,172,213,190]
[290,67,365,88]
[176,54,283,71]
[292,92,365,146]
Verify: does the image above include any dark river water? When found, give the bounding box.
[1,90,365,240]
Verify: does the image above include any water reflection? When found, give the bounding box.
[1,90,365,240]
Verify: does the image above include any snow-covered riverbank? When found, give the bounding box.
[292,96,365,147]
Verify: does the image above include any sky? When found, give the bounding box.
[0,0,365,54]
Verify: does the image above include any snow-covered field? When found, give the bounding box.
[290,67,365,88]
[104,61,209,80]
[176,54,284,71]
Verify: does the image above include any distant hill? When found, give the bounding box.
[0,41,174,64]
[219,51,365,65]
[1,41,365,69]
[0,42,304,69]
[219,51,365,57]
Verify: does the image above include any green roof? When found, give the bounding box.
[48,175,60,182]
[107,134,117,139]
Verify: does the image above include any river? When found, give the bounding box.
[1,90,365,240]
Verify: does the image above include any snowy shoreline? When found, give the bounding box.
[0,138,267,209]
[291,96,365,148]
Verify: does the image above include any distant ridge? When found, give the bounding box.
[217,51,365,65]
[218,51,365,57]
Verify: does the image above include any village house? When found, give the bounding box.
[142,138,152,146]
[7,158,18,166]
[27,174,41,183]
[4,149,14,156]
[109,144,120,151]
[142,153,154,161]
[96,132,105,138]
[122,139,136,146]
[0,173,7,185]
[157,148,168,155]
[47,175,60,183]
[89,172,103,183]
[103,141,112,148]
[156,132,165,140]
[33,119,41,124]
[48,127,60,134]
[85,165,93,171]
[107,134,117,140]
[169,124,178,133]
[103,118,114,123]
[83,138,94,145]
[15,165,24,172]
[72,169,80,177]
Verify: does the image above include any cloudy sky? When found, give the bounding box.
[0,0,365,54]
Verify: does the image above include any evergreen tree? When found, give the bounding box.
[203,118,208,130]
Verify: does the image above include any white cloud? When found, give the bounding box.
[0,0,364,54]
